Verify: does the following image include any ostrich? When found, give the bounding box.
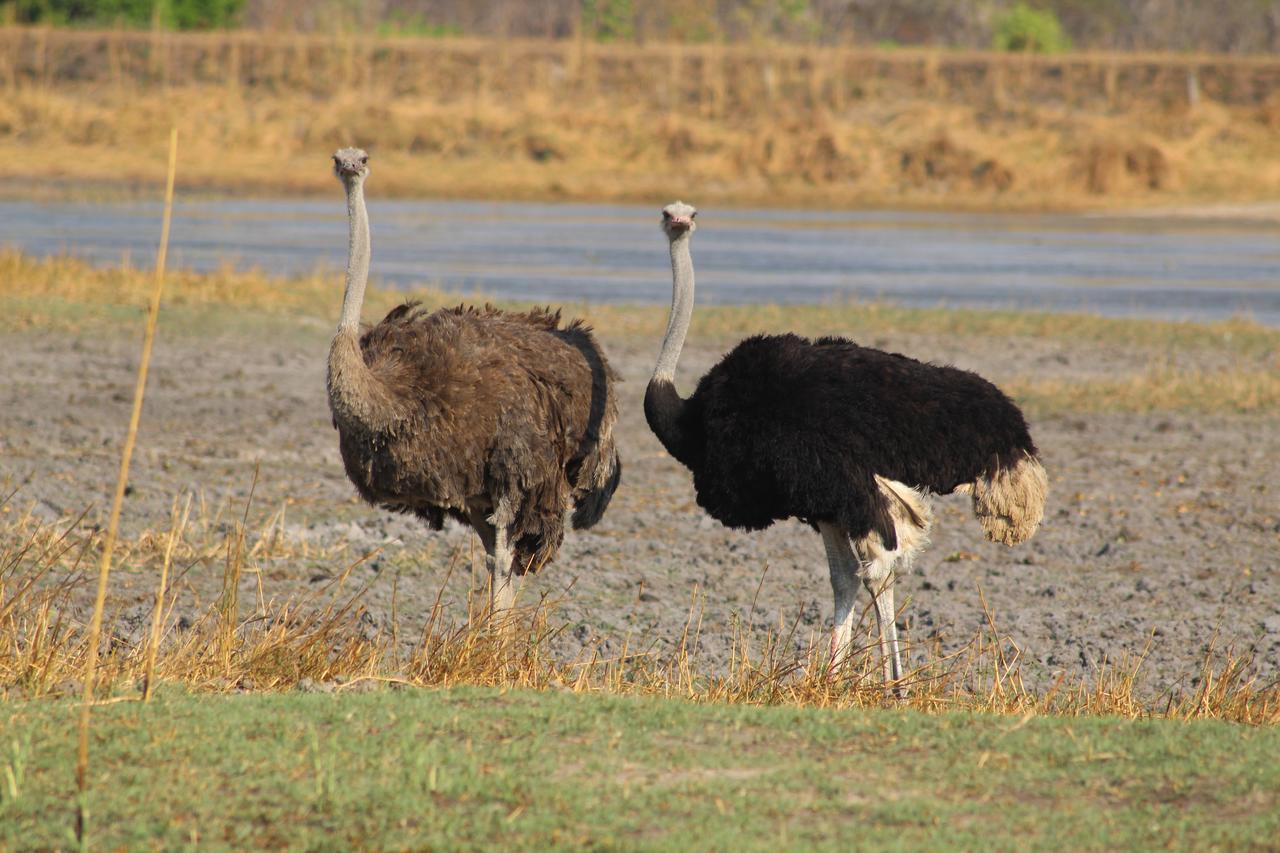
[644,201,1047,691]
[327,148,621,615]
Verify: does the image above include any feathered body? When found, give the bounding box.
[645,332,1036,549]
[333,302,620,575]
[645,199,1046,690]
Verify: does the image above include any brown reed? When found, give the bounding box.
[5,28,1278,110]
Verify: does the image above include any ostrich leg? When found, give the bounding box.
[818,522,859,669]
[857,546,906,697]
[489,525,517,616]
[467,514,516,621]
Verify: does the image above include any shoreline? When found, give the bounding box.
[9,179,1280,227]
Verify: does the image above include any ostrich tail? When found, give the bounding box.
[965,453,1048,546]
[572,452,622,530]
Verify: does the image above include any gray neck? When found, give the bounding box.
[653,233,694,384]
[338,176,370,335]
[328,172,402,433]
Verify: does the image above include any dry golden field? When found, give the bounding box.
[6,27,1280,207]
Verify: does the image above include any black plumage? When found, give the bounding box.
[646,199,1047,690]
[646,332,1037,548]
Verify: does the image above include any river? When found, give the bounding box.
[4,198,1278,324]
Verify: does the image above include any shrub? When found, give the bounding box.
[582,0,635,42]
[9,0,244,29]
[992,3,1072,53]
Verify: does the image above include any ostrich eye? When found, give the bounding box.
[662,211,671,220]
[690,211,697,219]
[359,155,368,164]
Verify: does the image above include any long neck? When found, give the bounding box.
[644,233,695,462]
[328,177,399,431]
[653,233,694,384]
[338,177,371,334]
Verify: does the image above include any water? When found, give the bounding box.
[4,198,1279,325]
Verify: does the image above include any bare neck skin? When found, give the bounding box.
[643,229,696,464]
[328,173,399,431]
[652,231,695,385]
[337,174,371,336]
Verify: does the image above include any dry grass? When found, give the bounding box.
[588,297,1280,360]
[1,490,1277,724]
[1011,365,1280,415]
[2,242,1276,723]
[6,29,1280,208]
[0,250,454,330]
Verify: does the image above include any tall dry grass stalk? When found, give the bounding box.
[141,494,190,702]
[73,127,177,839]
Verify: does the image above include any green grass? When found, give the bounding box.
[3,687,1278,849]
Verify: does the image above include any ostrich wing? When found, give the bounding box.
[356,302,621,567]
[683,333,1036,542]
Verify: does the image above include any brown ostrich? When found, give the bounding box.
[327,148,621,614]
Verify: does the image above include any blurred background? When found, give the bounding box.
[8,0,1280,53]
[6,1,1280,209]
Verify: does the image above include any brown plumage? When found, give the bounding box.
[327,148,620,612]
[338,302,620,571]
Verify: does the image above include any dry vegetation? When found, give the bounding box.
[3,486,1278,724]
[5,28,1280,207]
[3,250,1279,724]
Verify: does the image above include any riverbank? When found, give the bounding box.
[10,89,1275,211]
[7,31,1280,211]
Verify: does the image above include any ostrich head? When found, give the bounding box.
[332,147,370,184]
[661,201,697,239]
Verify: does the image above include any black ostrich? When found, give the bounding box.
[643,201,1048,691]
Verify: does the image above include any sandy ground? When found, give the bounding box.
[1,318,1277,695]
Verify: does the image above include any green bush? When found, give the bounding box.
[8,0,244,29]
[582,0,634,42]
[992,3,1072,53]
[376,12,463,39]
